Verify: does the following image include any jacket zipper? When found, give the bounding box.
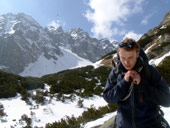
[131,87,136,128]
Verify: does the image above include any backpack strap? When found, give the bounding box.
[141,59,152,82]
[158,106,170,128]
[121,65,144,101]
[121,82,134,101]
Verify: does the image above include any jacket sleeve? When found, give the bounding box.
[139,65,170,107]
[103,69,131,104]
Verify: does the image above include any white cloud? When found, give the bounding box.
[141,14,152,25]
[123,31,142,41]
[85,0,144,39]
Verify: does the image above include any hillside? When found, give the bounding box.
[0,70,44,99]
[100,11,170,84]
[0,65,118,127]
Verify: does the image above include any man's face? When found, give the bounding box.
[118,48,139,70]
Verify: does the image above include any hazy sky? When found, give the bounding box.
[0,0,170,41]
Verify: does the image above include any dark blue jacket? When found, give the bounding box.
[103,58,170,128]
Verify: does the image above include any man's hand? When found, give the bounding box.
[124,70,141,85]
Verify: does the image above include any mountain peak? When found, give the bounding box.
[46,26,64,34]
[0,12,115,76]
[0,13,41,35]
[160,11,170,27]
[1,13,39,24]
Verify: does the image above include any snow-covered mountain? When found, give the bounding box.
[45,26,116,62]
[65,28,116,62]
[0,13,116,77]
[0,13,62,76]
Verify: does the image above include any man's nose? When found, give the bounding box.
[124,60,128,64]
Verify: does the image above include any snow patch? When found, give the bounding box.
[149,51,170,66]
[0,93,108,128]
[5,20,20,35]
[160,25,166,29]
[20,47,93,77]
[93,59,104,69]
[84,112,117,128]
[145,43,156,54]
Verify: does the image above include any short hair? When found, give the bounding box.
[118,37,140,52]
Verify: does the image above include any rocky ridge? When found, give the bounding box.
[0,13,115,75]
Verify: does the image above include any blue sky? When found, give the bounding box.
[0,0,170,41]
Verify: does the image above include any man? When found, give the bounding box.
[103,38,170,128]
